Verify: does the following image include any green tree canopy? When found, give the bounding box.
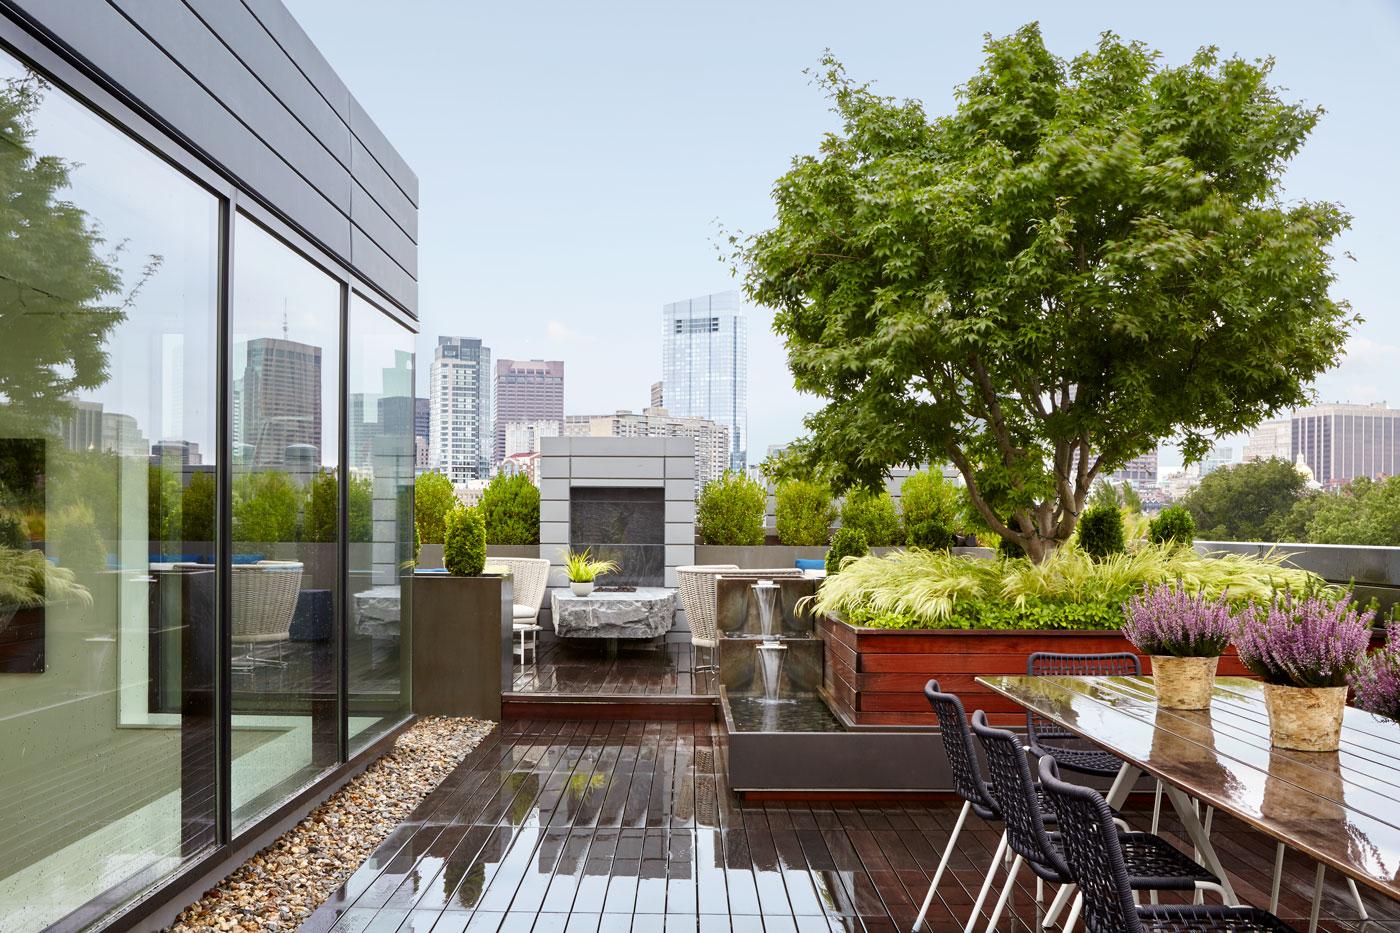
[0,74,143,438]
[738,26,1353,561]
[232,471,300,544]
[415,470,456,544]
[181,471,216,544]
[1304,476,1400,545]
[1180,457,1306,541]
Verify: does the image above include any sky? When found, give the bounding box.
[284,0,1400,473]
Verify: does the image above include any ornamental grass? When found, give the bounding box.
[814,543,1327,631]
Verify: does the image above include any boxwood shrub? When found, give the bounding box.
[839,488,903,546]
[696,471,766,546]
[826,527,869,574]
[775,479,835,546]
[443,504,486,576]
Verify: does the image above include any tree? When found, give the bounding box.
[737,27,1354,561]
[302,470,373,543]
[415,471,456,544]
[181,471,216,544]
[1305,476,1400,546]
[479,472,541,545]
[232,471,300,544]
[148,465,183,546]
[0,74,150,439]
[1180,458,1305,541]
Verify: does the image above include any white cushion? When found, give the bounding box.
[512,603,537,620]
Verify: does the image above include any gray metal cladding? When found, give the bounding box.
[6,0,419,313]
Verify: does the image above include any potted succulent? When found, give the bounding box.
[1235,593,1373,752]
[1350,621,1400,725]
[1122,583,1234,709]
[563,548,619,596]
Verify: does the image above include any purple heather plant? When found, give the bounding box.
[1350,622,1400,723]
[1234,593,1373,689]
[1122,583,1234,658]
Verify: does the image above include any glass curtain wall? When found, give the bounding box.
[229,215,342,832]
[0,53,219,929]
[0,43,415,930]
[347,294,414,752]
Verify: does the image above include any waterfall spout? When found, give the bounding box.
[751,580,781,639]
[756,642,787,702]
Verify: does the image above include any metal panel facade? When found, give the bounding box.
[2,0,418,313]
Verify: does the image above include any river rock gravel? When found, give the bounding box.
[165,716,494,933]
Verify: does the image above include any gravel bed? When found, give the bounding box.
[166,716,494,932]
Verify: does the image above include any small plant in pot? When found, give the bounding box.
[1235,592,1373,752]
[1122,583,1234,709]
[443,505,486,576]
[563,549,619,596]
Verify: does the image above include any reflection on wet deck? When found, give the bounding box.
[301,720,1398,933]
[511,633,718,698]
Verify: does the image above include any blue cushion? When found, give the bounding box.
[795,558,825,570]
[232,554,265,565]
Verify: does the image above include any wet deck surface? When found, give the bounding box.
[510,633,718,698]
[302,720,1400,932]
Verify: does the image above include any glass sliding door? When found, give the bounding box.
[0,52,219,929]
[229,214,341,832]
[346,294,414,752]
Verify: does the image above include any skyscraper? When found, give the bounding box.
[661,290,748,471]
[1290,403,1400,487]
[240,337,322,467]
[429,336,492,483]
[492,358,564,466]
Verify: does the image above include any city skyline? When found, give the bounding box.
[285,0,1400,473]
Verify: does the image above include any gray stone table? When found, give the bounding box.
[550,587,675,640]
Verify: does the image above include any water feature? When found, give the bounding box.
[750,580,788,702]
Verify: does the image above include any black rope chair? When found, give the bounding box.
[971,711,1228,931]
[1026,651,1141,776]
[1037,755,1296,933]
[913,680,1012,933]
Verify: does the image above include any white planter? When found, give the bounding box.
[1263,683,1348,752]
[569,581,594,597]
[1151,655,1218,710]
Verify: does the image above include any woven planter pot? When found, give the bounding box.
[1263,683,1347,752]
[1152,655,1218,709]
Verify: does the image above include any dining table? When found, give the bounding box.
[978,674,1400,932]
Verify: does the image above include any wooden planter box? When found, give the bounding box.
[818,615,1253,728]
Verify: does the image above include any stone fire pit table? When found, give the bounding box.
[550,587,676,642]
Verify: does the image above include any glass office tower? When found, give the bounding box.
[660,290,749,471]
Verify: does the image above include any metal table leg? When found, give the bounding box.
[1162,784,1238,906]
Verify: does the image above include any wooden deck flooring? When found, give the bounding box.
[301,719,1400,933]
[511,633,717,698]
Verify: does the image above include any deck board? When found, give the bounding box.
[305,719,1400,932]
